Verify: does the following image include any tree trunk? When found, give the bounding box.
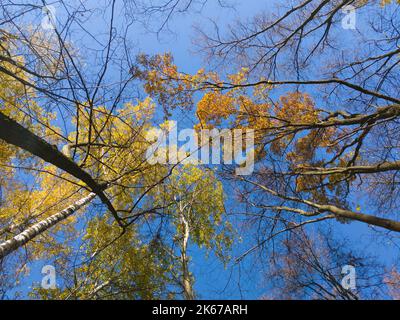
[179,210,195,300]
[0,192,96,260]
[0,111,122,226]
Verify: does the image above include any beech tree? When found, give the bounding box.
[263,229,385,300]
[127,0,400,299]
[133,0,400,235]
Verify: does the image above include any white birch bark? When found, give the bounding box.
[0,192,96,260]
[178,199,195,300]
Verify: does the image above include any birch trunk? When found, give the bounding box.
[0,192,96,260]
[0,112,122,226]
[179,203,195,300]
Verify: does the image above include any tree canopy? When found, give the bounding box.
[0,0,400,300]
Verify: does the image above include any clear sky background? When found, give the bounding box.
[128,0,400,299]
[9,0,400,299]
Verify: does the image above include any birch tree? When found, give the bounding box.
[152,165,233,299]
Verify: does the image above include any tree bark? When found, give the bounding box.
[0,192,96,260]
[242,178,400,233]
[0,111,122,226]
[179,207,195,300]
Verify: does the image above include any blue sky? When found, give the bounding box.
[131,0,276,299]
[7,0,400,299]
[10,0,272,299]
[130,0,400,299]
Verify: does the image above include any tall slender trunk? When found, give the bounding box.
[179,209,194,300]
[0,192,96,260]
